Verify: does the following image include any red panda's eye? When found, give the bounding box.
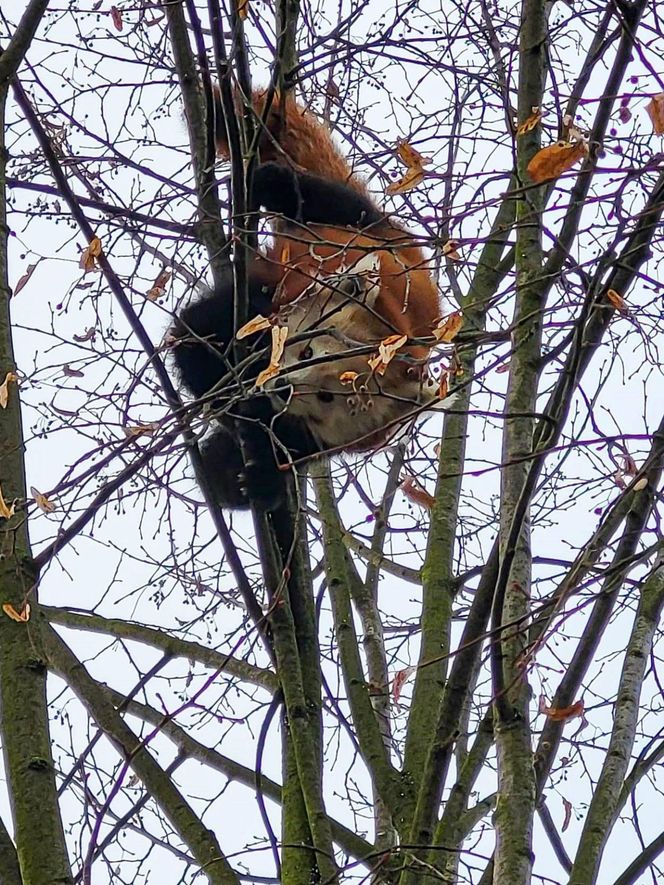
[299,345,313,361]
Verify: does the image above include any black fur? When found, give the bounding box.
[172,166,376,510]
[253,162,384,228]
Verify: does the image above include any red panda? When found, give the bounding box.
[171,88,444,509]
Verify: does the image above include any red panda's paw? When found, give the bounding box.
[237,457,287,512]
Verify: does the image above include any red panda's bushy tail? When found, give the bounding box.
[213,87,369,196]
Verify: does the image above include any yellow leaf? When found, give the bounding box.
[646,93,664,135]
[0,372,18,409]
[527,141,586,183]
[236,314,272,339]
[2,603,31,623]
[432,312,463,343]
[339,371,359,385]
[31,487,55,513]
[237,0,249,19]
[0,486,15,520]
[386,166,426,196]
[395,139,432,168]
[516,110,542,136]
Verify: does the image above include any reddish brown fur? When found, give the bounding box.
[214,87,440,350]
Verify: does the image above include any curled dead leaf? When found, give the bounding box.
[79,236,102,273]
[606,288,628,314]
[392,666,415,704]
[255,325,288,387]
[123,423,159,439]
[386,166,426,196]
[516,110,542,136]
[255,364,280,387]
[562,797,573,833]
[442,240,461,262]
[527,141,587,183]
[339,371,359,385]
[63,365,84,378]
[73,327,96,343]
[237,0,249,19]
[539,698,584,722]
[400,475,435,510]
[2,603,31,623]
[396,139,432,168]
[0,486,15,520]
[646,94,664,135]
[237,314,272,339]
[146,268,171,301]
[433,312,463,343]
[0,372,18,409]
[14,262,39,296]
[368,333,408,375]
[31,487,56,513]
[110,6,123,30]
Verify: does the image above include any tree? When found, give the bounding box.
[1,0,664,883]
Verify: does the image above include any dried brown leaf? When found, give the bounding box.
[386,166,426,195]
[392,666,415,704]
[400,475,435,510]
[442,240,461,262]
[432,312,463,343]
[395,139,432,168]
[110,6,123,30]
[539,698,584,722]
[79,236,102,273]
[527,141,586,183]
[2,603,31,623]
[606,288,628,313]
[368,333,408,375]
[14,262,39,296]
[0,486,15,520]
[73,327,96,343]
[31,488,55,513]
[0,372,17,409]
[237,314,272,339]
[516,110,542,136]
[646,94,664,135]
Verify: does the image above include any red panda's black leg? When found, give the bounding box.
[252,162,384,229]
[171,275,324,510]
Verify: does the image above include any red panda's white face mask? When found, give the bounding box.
[264,256,443,452]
